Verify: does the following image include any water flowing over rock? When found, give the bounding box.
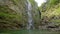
[27,0,34,30]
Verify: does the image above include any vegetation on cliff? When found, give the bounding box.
[0,0,40,30]
[0,0,60,31]
[39,0,60,30]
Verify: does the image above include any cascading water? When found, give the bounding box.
[27,0,34,30]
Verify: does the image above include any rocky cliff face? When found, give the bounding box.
[0,0,40,30]
[39,0,60,31]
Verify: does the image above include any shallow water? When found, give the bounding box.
[0,30,60,34]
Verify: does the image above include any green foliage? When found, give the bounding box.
[29,0,37,6]
[39,0,60,26]
[40,0,60,12]
[48,0,60,5]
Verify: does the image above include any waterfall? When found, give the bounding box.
[27,0,34,30]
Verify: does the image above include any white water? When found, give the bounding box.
[27,0,34,30]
